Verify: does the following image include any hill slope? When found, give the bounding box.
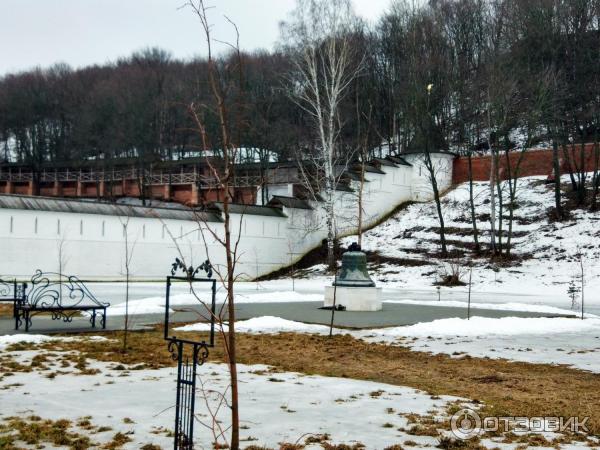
[335,175,600,312]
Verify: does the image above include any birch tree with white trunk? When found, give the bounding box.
[281,0,363,269]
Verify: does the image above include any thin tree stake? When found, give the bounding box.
[467,265,473,320]
[329,265,339,338]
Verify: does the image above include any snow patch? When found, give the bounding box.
[0,356,459,448]
[175,315,332,334]
[370,316,600,338]
[0,334,56,350]
[108,290,322,316]
[384,299,595,317]
[0,334,109,350]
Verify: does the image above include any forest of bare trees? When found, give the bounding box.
[0,0,598,216]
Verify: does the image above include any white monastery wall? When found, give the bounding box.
[403,153,454,202]
[0,156,453,280]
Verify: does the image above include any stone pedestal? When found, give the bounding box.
[324,286,382,311]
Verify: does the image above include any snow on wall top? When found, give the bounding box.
[0,193,222,222]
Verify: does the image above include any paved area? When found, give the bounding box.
[233,301,570,327]
[0,301,572,335]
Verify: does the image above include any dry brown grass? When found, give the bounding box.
[0,416,92,449]
[225,333,599,439]
[8,327,600,439]
[0,303,13,317]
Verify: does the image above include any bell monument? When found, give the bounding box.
[323,242,382,311]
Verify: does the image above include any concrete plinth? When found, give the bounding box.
[324,286,382,311]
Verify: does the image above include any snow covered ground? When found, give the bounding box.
[358,316,600,373]
[0,341,463,449]
[1,328,598,448]
[338,174,600,314]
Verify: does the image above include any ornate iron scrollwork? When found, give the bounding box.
[171,258,213,279]
[168,339,181,361]
[194,343,210,366]
[14,271,109,332]
[26,270,109,310]
[0,279,26,319]
[0,279,10,298]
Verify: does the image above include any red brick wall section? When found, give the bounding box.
[0,176,253,207]
[453,143,599,184]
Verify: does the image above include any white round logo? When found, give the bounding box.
[450,408,482,440]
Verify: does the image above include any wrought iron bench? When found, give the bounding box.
[0,278,26,318]
[15,271,110,332]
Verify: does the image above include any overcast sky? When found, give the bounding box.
[0,0,392,76]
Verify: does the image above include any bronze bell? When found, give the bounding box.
[334,243,376,287]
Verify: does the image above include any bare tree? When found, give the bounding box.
[438,0,487,254]
[354,98,375,247]
[282,0,364,269]
[467,263,473,320]
[424,84,449,256]
[286,238,297,291]
[119,214,137,353]
[578,250,585,320]
[504,72,553,255]
[485,72,518,255]
[398,3,453,257]
[183,2,248,447]
[481,0,512,255]
[56,226,71,302]
[161,219,238,446]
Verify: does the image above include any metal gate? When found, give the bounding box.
[164,259,216,449]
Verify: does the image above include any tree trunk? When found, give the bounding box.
[432,181,447,256]
[552,138,563,218]
[505,170,515,256]
[562,143,578,192]
[225,220,239,449]
[580,254,585,320]
[578,141,587,206]
[591,138,599,211]
[326,180,336,269]
[357,158,365,247]
[138,164,147,206]
[503,145,528,257]
[489,146,497,254]
[467,153,480,253]
[423,152,447,256]
[495,158,503,255]
[221,148,240,450]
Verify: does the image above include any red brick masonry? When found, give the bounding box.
[452,143,599,184]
